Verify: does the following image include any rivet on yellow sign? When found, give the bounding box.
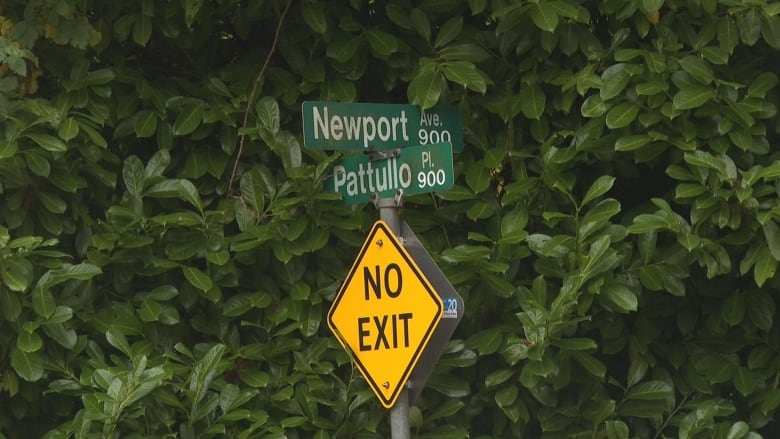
[328,220,443,408]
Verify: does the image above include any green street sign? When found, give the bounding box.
[326,141,454,204]
[302,101,463,152]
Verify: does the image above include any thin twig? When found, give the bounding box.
[226,0,293,198]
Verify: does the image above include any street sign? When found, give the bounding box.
[302,101,463,152]
[327,220,443,408]
[400,221,464,404]
[325,141,454,204]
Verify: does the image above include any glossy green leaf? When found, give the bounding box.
[365,29,398,56]
[582,176,615,206]
[37,191,67,214]
[550,0,579,19]
[571,351,606,377]
[485,369,514,388]
[530,2,558,32]
[754,243,777,287]
[733,367,757,396]
[602,282,638,312]
[520,85,546,120]
[434,16,463,48]
[501,208,529,239]
[675,183,706,199]
[42,322,77,349]
[581,94,608,117]
[408,70,443,110]
[0,141,18,159]
[726,421,749,439]
[737,8,761,46]
[106,328,132,356]
[468,328,504,355]
[615,134,652,151]
[238,369,270,388]
[747,72,778,98]
[173,105,205,136]
[744,291,774,331]
[627,360,649,388]
[700,46,729,65]
[32,288,56,318]
[135,111,158,138]
[58,118,79,141]
[256,97,280,134]
[183,266,213,292]
[640,0,663,13]
[177,179,203,212]
[600,64,630,100]
[678,55,714,84]
[606,103,639,128]
[410,8,431,42]
[495,384,518,408]
[762,13,780,49]
[762,219,780,261]
[145,149,171,178]
[46,306,73,324]
[17,330,43,353]
[721,292,745,326]
[605,420,629,439]
[25,150,50,177]
[189,343,226,407]
[1,258,32,292]
[24,133,67,152]
[625,380,673,401]
[579,199,621,241]
[139,299,163,322]
[57,263,102,281]
[465,163,491,193]
[123,155,146,197]
[684,150,723,173]
[439,43,490,62]
[133,14,152,46]
[11,348,43,382]
[443,61,486,93]
[301,2,327,34]
[325,37,361,64]
[719,15,740,53]
[183,0,203,28]
[553,338,597,351]
[673,86,714,110]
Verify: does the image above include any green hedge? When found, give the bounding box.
[1,0,780,437]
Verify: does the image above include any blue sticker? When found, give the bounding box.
[443,297,458,319]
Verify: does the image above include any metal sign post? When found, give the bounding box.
[377,194,409,439]
[307,101,464,439]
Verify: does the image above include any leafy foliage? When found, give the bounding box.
[1,0,780,437]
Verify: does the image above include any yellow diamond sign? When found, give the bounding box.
[328,220,443,408]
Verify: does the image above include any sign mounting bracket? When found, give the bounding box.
[367,147,402,161]
[372,189,404,209]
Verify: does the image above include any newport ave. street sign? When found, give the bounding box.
[325,141,454,204]
[327,220,443,408]
[302,101,463,152]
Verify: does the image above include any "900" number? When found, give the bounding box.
[417,169,447,188]
[418,128,451,145]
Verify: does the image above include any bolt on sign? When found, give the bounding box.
[327,220,443,408]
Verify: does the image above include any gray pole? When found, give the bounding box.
[376,192,410,439]
[389,386,410,439]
